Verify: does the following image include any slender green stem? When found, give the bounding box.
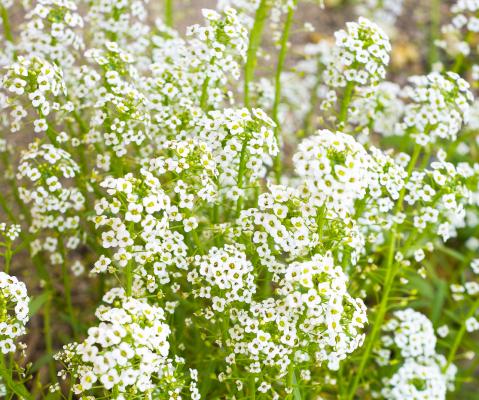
[249,375,256,400]
[436,244,467,262]
[200,76,211,111]
[303,63,322,136]
[453,31,472,74]
[0,192,17,224]
[244,0,271,108]
[272,1,297,183]
[338,82,354,126]
[125,260,133,296]
[237,0,270,216]
[59,237,77,337]
[346,145,421,400]
[287,363,295,399]
[453,55,465,74]
[4,243,11,274]
[0,5,13,43]
[165,0,173,28]
[235,140,249,217]
[445,297,479,372]
[428,0,441,68]
[43,292,57,383]
[346,230,398,400]
[394,145,422,213]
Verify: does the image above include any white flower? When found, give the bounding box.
[466,317,479,332]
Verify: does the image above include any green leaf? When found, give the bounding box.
[28,292,51,317]
[431,279,447,325]
[30,353,53,373]
[292,370,302,400]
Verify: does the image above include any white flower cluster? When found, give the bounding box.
[146,6,248,130]
[84,42,150,157]
[439,0,479,58]
[293,129,372,214]
[355,0,404,34]
[380,309,437,360]
[236,182,365,273]
[17,142,85,237]
[406,150,472,243]
[450,258,479,302]
[0,0,478,398]
[84,0,150,55]
[92,138,221,292]
[225,252,366,393]
[0,223,21,242]
[195,107,278,201]
[1,56,68,132]
[216,0,300,31]
[324,17,391,88]
[293,130,408,250]
[147,139,218,208]
[397,72,473,145]
[376,309,456,400]
[57,288,173,397]
[349,82,404,137]
[189,8,248,66]
[93,171,186,278]
[0,272,29,354]
[19,0,84,66]
[189,244,256,309]
[379,358,456,400]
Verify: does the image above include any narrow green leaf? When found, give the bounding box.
[292,370,302,400]
[431,279,447,325]
[28,292,51,317]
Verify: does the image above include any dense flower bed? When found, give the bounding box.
[0,0,478,399]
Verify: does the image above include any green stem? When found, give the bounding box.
[244,0,271,108]
[249,375,256,400]
[125,260,133,296]
[165,0,173,28]
[346,145,421,400]
[0,5,13,43]
[428,0,440,68]
[338,82,354,126]
[453,54,465,74]
[200,76,210,111]
[445,297,479,372]
[4,243,11,274]
[346,230,397,400]
[0,191,17,224]
[43,292,57,383]
[235,140,249,217]
[272,1,297,183]
[287,363,294,399]
[59,237,77,338]
[452,31,473,74]
[302,63,322,136]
